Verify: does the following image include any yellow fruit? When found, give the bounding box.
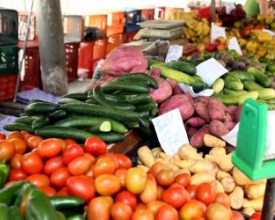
[257,14,265,22]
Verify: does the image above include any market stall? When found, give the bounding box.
[1,2,275,219]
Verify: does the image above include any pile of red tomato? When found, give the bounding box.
[0,131,260,219]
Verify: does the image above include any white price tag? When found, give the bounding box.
[228,37,243,55]
[152,109,189,156]
[179,83,214,98]
[165,45,183,63]
[196,58,228,86]
[211,23,227,43]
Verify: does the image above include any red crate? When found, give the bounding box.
[93,38,107,60]
[19,46,41,91]
[85,14,107,36]
[154,7,166,19]
[0,73,17,101]
[106,33,122,56]
[78,41,95,77]
[65,42,80,82]
[18,11,37,42]
[103,10,124,36]
[141,8,155,21]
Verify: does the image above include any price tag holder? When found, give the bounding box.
[152,108,189,156]
[165,45,183,63]
[228,37,243,55]
[211,22,227,43]
[232,99,275,180]
[196,58,228,86]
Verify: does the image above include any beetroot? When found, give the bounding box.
[100,46,148,76]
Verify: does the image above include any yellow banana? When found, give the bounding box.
[202,22,210,36]
[196,21,203,36]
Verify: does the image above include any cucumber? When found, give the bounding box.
[85,98,98,104]
[32,116,51,129]
[88,121,112,133]
[14,115,44,125]
[24,102,59,115]
[212,78,224,94]
[60,103,145,122]
[150,64,200,85]
[101,81,150,94]
[223,88,247,96]
[136,102,158,112]
[92,132,125,143]
[61,92,87,101]
[92,86,136,110]
[105,93,154,105]
[161,60,197,75]
[238,91,259,105]
[212,93,239,105]
[58,98,84,104]
[35,126,94,142]
[247,66,271,87]
[114,72,159,89]
[188,77,209,92]
[55,115,128,133]
[229,70,255,81]
[3,123,34,133]
[243,80,264,90]
[48,110,67,120]
[223,73,244,91]
[253,88,275,100]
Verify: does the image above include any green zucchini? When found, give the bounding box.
[60,103,145,122]
[55,115,128,133]
[247,66,271,87]
[243,80,264,90]
[92,132,125,143]
[3,122,34,133]
[223,73,244,91]
[114,72,159,89]
[61,92,87,101]
[24,102,59,115]
[101,81,150,94]
[35,126,94,142]
[161,60,197,75]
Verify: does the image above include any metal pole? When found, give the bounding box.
[261,178,275,220]
[210,0,216,23]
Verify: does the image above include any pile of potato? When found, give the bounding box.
[137,135,269,215]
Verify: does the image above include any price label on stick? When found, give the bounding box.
[165,45,183,63]
[211,22,226,43]
[152,109,189,156]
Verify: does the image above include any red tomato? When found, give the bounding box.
[26,174,50,188]
[115,190,138,211]
[10,138,27,154]
[187,184,198,199]
[93,155,117,177]
[161,184,189,209]
[155,204,179,220]
[67,176,95,203]
[125,167,147,194]
[114,168,128,188]
[84,136,107,157]
[139,178,158,204]
[50,167,71,189]
[205,203,231,220]
[44,156,64,175]
[111,202,133,220]
[26,135,43,150]
[155,169,175,187]
[215,192,231,209]
[249,212,261,220]
[68,156,91,176]
[156,185,164,200]
[21,152,44,175]
[56,187,69,196]
[148,161,166,178]
[8,168,27,181]
[115,153,132,169]
[231,210,245,220]
[175,172,191,188]
[37,138,64,158]
[179,199,204,220]
[94,174,121,196]
[0,132,6,140]
[0,140,16,162]
[62,143,84,166]
[10,153,23,169]
[87,196,113,220]
[132,209,155,220]
[6,131,23,140]
[39,185,56,197]
[196,182,216,205]
[146,200,166,216]
[83,153,96,165]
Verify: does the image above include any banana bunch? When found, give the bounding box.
[168,10,197,20]
[226,28,241,39]
[183,18,210,42]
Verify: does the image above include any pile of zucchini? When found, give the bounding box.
[4,73,159,143]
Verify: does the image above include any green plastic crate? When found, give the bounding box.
[0,45,18,74]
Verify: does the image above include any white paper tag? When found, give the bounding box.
[165,45,183,63]
[224,2,235,14]
[228,37,243,55]
[263,29,275,37]
[222,111,275,160]
[196,58,228,86]
[179,83,214,98]
[211,23,227,43]
[152,108,189,156]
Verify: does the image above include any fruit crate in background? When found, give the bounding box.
[121,30,138,43]
[63,15,84,43]
[78,41,94,77]
[18,11,37,42]
[19,45,41,91]
[103,9,124,37]
[141,7,155,21]
[123,8,142,33]
[65,42,80,82]
[0,73,17,101]
[0,45,18,74]
[0,8,18,46]
[154,6,166,20]
[93,38,107,60]
[106,33,122,55]
[84,13,107,36]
